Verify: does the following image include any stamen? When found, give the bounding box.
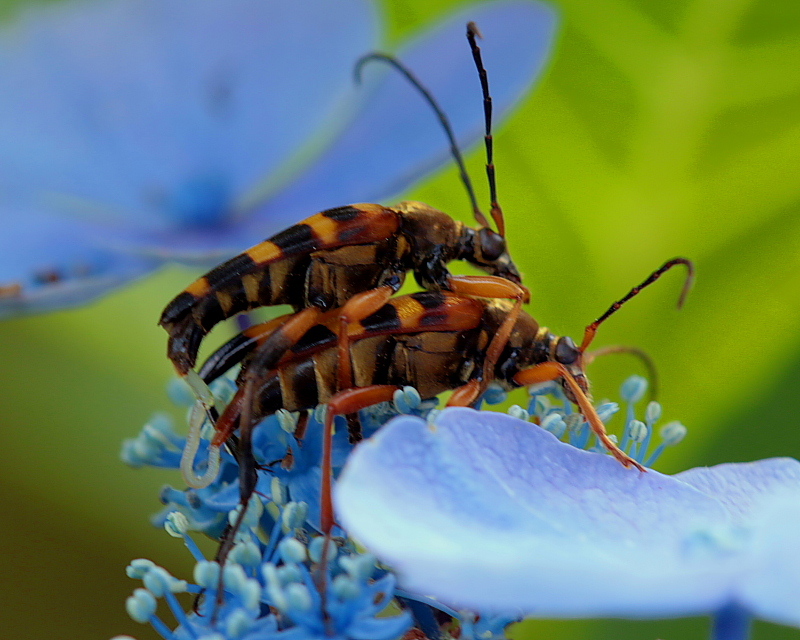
[193,560,220,589]
[541,413,566,438]
[164,512,190,538]
[125,588,157,623]
[393,386,422,414]
[285,583,313,612]
[332,575,359,600]
[278,537,308,564]
[230,538,262,568]
[661,421,688,445]
[309,536,337,564]
[627,420,647,444]
[164,513,206,563]
[226,609,256,638]
[621,375,648,403]
[482,383,508,405]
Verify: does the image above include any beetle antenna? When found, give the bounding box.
[466,22,505,238]
[580,258,695,352]
[355,52,491,230]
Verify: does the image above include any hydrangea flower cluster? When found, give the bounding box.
[120,374,702,640]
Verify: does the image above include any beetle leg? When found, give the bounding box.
[448,275,528,399]
[198,313,293,384]
[320,385,400,534]
[446,379,483,407]
[514,362,645,472]
[447,274,530,303]
[336,285,397,392]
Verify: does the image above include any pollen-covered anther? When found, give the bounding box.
[620,375,648,403]
[230,538,262,568]
[507,404,530,421]
[393,386,422,414]
[278,537,308,564]
[226,608,257,639]
[271,477,288,506]
[285,583,314,612]
[193,560,220,589]
[309,536,337,564]
[661,421,688,446]
[142,566,187,596]
[482,383,508,405]
[596,402,619,423]
[164,511,190,538]
[627,419,648,444]
[126,588,157,624]
[645,400,662,424]
[540,413,566,438]
[281,501,308,533]
[333,574,360,600]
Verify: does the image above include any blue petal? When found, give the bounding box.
[0,0,378,309]
[676,458,800,524]
[678,460,800,628]
[739,496,800,628]
[248,0,558,232]
[335,408,800,623]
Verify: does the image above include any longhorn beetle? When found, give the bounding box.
[172,27,695,587]
[162,22,533,502]
[187,255,691,566]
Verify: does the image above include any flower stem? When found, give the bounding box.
[711,604,751,640]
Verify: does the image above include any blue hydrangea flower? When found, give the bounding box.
[123,378,438,535]
[120,507,412,640]
[0,0,556,317]
[125,373,694,640]
[335,407,800,638]
[123,377,498,639]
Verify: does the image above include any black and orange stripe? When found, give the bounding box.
[160,203,402,373]
[198,292,487,384]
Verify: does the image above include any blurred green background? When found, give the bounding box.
[1,0,799,638]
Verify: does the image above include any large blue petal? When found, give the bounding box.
[0,0,378,312]
[335,408,800,624]
[246,0,557,235]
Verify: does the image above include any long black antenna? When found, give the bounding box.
[580,258,695,352]
[466,22,505,238]
[355,52,492,230]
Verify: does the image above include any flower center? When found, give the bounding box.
[169,175,231,227]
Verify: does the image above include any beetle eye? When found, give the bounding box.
[477,228,506,262]
[555,336,579,365]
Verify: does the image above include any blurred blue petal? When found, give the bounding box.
[335,408,800,628]
[0,0,556,317]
